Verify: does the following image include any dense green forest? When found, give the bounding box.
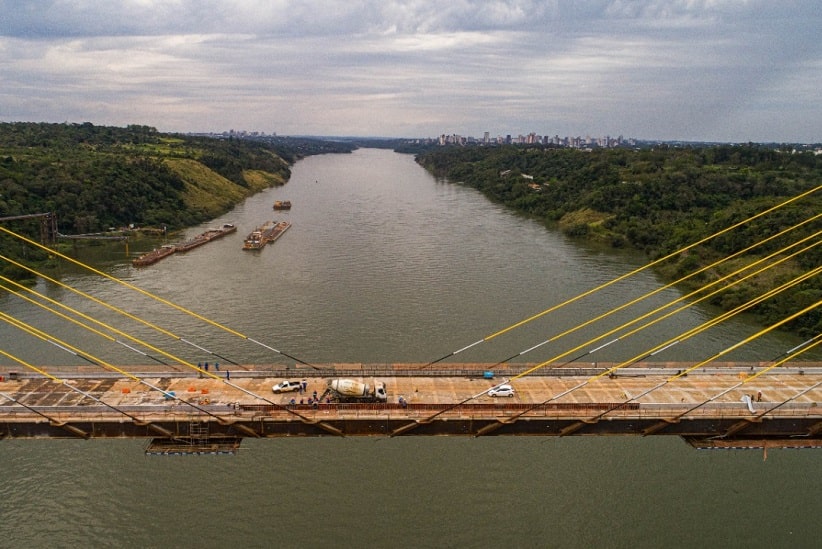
[0,122,354,232]
[0,121,353,278]
[416,145,821,337]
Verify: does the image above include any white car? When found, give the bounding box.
[488,384,515,397]
[272,380,302,393]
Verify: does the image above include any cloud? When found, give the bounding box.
[0,0,820,141]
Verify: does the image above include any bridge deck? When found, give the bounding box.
[1,363,820,448]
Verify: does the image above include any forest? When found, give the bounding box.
[416,144,821,337]
[0,122,353,279]
[0,122,357,232]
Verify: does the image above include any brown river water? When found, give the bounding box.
[0,148,819,548]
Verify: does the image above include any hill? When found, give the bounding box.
[416,144,821,337]
[0,121,353,278]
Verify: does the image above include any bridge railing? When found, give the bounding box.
[3,401,817,422]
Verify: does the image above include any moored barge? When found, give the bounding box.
[242,220,291,250]
[132,223,237,267]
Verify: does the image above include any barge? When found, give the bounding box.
[242,220,291,250]
[273,200,292,210]
[132,223,236,267]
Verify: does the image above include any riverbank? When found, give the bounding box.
[415,145,821,337]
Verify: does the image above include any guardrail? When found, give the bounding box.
[3,363,821,381]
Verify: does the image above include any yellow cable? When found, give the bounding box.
[475,265,821,430]
[0,226,248,338]
[0,254,180,340]
[0,275,221,379]
[508,238,821,384]
[499,221,821,365]
[482,184,821,341]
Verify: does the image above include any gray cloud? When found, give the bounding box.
[1,0,820,141]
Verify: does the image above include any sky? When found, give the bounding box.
[0,0,820,142]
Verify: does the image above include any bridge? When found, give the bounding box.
[1,362,820,453]
[1,187,821,453]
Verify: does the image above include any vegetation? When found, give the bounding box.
[2,122,818,336]
[417,144,821,337]
[0,122,352,281]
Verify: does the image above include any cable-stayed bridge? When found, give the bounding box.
[0,187,820,453]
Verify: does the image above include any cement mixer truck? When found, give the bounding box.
[321,379,387,403]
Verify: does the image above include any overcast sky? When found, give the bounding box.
[1,0,820,142]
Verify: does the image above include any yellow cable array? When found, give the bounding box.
[422,184,821,365]
[507,237,821,384]
[0,307,341,431]
[0,254,180,340]
[0,275,212,374]
[564,288,822,426]
[0,246,315,366]
[2,225,243,339]
[588,299,822,424]
[488,218,822,366]
[0,347,168,426]
[400,239,820,436]
[0,310,263,422]
[597,265,821,384]
[481,185,821,341]
[1,310,169,384]
[666,300,821,382]
[474,288,822,436]
[567,265,821,411]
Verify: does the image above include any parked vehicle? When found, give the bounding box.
[272,380,303,393]
[488,384,515,397]
[321,379,387,403]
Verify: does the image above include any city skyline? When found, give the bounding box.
[2,1,820,143]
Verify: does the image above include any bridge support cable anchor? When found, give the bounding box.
[807,421,822,437]
[389,421,427,437]
[47,421,91,439]
[559,421,591,437]
[718,418,763,439]
[641,418,681,437]
[474,420,514,437]
[218,422,262,438]
[132,421,175,439]
[389,388,494,437]
[0,391,91,439]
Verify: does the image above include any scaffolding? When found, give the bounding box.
[0,212,58,244]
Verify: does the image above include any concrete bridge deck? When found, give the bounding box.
[1,363,820,451]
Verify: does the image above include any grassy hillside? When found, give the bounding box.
[0,122,300,232]
[0,122,355,282]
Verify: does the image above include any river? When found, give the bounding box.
[0,148,819,548]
